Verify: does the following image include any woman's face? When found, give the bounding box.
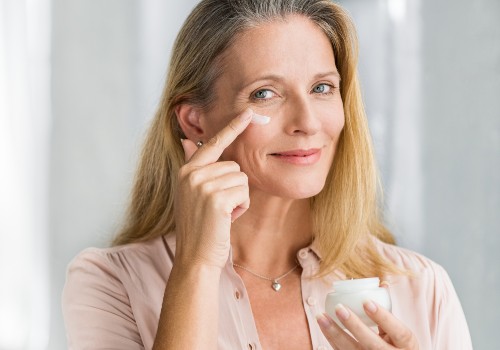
[200,15,345,199]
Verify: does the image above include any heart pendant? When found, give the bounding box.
[272,281,281,291]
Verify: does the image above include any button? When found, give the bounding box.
[307,296,317,306]
[248,342,257,349]
[317,346,328,350]
[298,249,309,259]
[234,289,242,300]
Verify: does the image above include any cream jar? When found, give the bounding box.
[325,277,391,328]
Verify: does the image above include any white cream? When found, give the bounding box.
[325,277,391,328]
[250,112,270,125]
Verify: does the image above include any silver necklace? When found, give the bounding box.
[233,262,299,292]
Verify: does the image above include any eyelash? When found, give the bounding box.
[312,83,337,95]
[251,89,275,101]
[250,83,338,103]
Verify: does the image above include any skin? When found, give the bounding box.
[153,15,418,350]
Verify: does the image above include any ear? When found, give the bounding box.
[175,104,205,142]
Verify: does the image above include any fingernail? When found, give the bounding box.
[335,303,350,321]
[251,112,270,125]
[364,300,378,314]
[240,108,253,121]
[316,314,331,328]
[380,280,390,288]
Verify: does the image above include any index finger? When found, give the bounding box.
[189,108,253,166]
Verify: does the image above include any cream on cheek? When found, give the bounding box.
[205,109,270,138]
[250,112,270,125]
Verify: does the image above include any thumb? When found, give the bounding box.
[181,139,199,162]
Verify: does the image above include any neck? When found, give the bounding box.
[230,190,313,275]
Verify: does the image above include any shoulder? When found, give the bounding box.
[62,234,176,349]
[67,234,175,278]
[370,236,458,303]
[64,234,175,304]
[371,236,461,320]
[370,238,472,348]
[371,236,445,276]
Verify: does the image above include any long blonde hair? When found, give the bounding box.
[113,0,399,278]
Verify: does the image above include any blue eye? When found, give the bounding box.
[253,89,275,100]
[312,83,332,94]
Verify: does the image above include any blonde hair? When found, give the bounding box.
[113,0,400,278]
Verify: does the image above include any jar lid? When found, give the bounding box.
[333,277,380,292]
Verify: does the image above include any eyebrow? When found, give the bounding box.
[238,70,341,92]
[314,70,341,81]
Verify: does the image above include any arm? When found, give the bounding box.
[431,263,473,350]
[152,263,221,349]
[152,109,254,349]
[62,250,144,350]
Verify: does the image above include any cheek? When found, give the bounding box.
[220,127,272,162]
[219,127,279,187]
[318,105,345,169]
[323,104,345,138]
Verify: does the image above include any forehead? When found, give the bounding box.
[218,15,337,89]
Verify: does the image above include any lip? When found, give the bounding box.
[269,148,322,165]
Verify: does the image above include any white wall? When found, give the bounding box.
[420,1,500,347]
[45,0,500,349]
[48,1,199,349]
[339,1,500,349]
[0,0,51,348]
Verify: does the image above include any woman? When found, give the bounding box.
[62,0,472,349]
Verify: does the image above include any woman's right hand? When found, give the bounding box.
[174,109,254,269]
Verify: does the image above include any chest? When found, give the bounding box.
[242,272,314,350]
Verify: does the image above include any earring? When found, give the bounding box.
[196,141,203,148]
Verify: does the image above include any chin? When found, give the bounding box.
[263,178,327,200]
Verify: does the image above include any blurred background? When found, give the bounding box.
[0,0,498,348]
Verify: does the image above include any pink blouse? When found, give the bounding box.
[62,234,472,349]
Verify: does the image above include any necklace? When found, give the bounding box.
[233,262,299,292]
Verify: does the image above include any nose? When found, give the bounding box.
[283,94,321,136]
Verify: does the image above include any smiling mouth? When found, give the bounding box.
[270,149,321,157]
[269,148,322,165]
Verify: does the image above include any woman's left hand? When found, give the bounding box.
[317,300,419,349]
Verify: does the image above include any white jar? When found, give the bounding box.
[325,277,391,328]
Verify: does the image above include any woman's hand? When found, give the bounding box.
[174,109,253,269]
[317,300,419,350]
